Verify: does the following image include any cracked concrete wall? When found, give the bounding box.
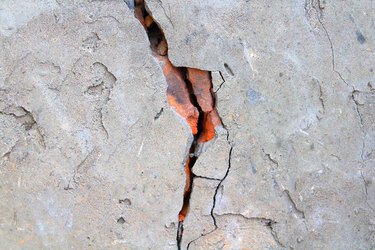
[1,0,374,249]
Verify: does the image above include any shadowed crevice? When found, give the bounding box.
[131,1,224,248]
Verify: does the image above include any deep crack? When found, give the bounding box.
[186,136,233,249]
[131,1,225,248]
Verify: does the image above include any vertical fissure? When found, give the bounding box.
[132,1,223,248]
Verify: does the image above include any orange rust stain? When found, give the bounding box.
[198,110,221,143]
[178,212,185,222]
[133,5,224,231]
[208,109,222,128]
[157,39,168,56]
[160,57,199,135]
[134,7,146,28]
[178,158,192,222]
[187,68,222,142]
[198,112,215,143]
[144,15,154,28]
[187,68,214,113]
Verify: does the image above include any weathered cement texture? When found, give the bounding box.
[1,0,375,249]
[146,0,375,249]
[0,1,188,249]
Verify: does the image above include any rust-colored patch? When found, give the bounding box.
[187,68,214,112]
[134,7,145,28]
[187,68,222,142]
[209,109,222,128]
[144,15,154,28]
[198,112,215,143]
[157,39,168,56]
[178,158,192,222]
[161,57,199,135]
[133,3,223,248]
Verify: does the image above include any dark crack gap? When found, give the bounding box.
[210,144,233,228]
[131,1,223,249]
[187,138,233,249]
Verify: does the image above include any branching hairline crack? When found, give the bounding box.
[312,3,349,87]
[186,133,233,249]
[351,90,368,213]
[313,6,369,217]
[186,128,233,248]
[267,219,285,248]
[156,0,175,29]
[214,71,226,94]
[131,1,227,248]
[210,143,233,227]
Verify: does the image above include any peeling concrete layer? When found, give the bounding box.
[1,0,375,249]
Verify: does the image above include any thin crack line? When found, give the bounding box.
[352,91,370,214]
[99,108,109,139]
[359,162,375,213]
[187,129,233,249]
[313,7,371,216]
[186,227,216,249]
[193,175,221,181]
[267,220,285,248]
[213,213,285,248]
[216,212,275,222]
[210,143,233,228]
[351,91,364,128]
[314,6,349,87]
[284,190,306,219]
[214,71,226,94]
[130,1,226,247]
[262,148,278,166]
[156,0,175,29]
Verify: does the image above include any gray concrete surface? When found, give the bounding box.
[1,0,374,249]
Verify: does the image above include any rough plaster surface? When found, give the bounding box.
[1,0,375,249]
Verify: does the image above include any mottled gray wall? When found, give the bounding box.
[1,0,374,249]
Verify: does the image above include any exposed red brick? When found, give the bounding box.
[133,5,225,247]
[187,68,214,112]
[178,158,192,222]
[160,57,200,135]
[208,109,222,128]
[198,110,222,143]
